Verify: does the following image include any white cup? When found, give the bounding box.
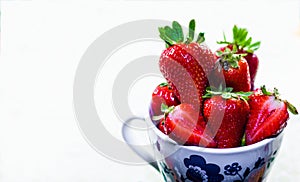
[123,117,284,182]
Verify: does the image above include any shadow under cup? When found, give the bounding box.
[123,117,284,182]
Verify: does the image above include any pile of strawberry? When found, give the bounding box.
[149,20,298,148]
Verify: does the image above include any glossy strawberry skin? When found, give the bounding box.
[218,45,258,90]
[245,90,289,145]
[237,49,259,90]
[159,44,214,111]
[210,58,251,92]
[179,43,215,75]
[149,83,180,117]
[158,104,216,147]
[203,96,250,148]
[243,53,259,90]
[223,58,251,92]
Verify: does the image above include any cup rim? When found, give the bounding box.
[150,120,282,154]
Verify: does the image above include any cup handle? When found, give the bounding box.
[122,117,159,171]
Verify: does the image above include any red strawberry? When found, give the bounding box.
[203,87,251,148]
[245,86,298,145]
[217,25,261,90]
[158,103,216,147]
[178,42,215,75]
[149,82,180,118]
[158,20,215,111]
[241,51,259,90]
[212,47,251,92]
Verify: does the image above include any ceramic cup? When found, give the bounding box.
[122,117,283,182]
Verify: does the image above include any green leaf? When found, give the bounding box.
[158,27,175,46]
[167,105,175,113]
[217,24,260,52]
[248,41,261,51]
[216,40,231,45]
[237,91,253,100]
[164,26,178,42]
[217,47,245,70]
[241,134,246,146]
[158,20,207,46]
[234,27,243,43]
[202,93,212,99]
[159,82,168,87]
[285,100,298,115]
[229,60,239,68]
[223,32,227,42]
[261,85,272,96]
[225,87,234,92]
[244,37,252,47]
[196,32,205,43]
[172,21,184,43]
[161,103,169,112]
[239,92,253,97]
[239,29,248,43]
[232,44,238,52]
[203,86,251,101]
[233,25,238,40]
[186,19,195,43]
[221,92,231,99]
[215,51,223,57]
[206,86,212,92]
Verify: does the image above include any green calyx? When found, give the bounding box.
[159,82,168,87]
[215,46,246,71]
[161,103,175,114]
[203,86,253,102]
[158,19,205,48]
[260,85,298,115]
[241,134,246,146]
[217,25,261,53]
[159,82,173,90]
[151,103,175,121]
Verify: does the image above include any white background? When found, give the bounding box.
[1,0,300,181]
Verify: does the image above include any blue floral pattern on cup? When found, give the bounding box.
[183,155,224,182]
[223,157,266,182]
[224,162,242,176]
[159,151,278,182]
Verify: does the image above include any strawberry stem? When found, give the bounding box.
[261,85,273,96]
[196,32,205,44]
[159,19,205,47]
[161,103,175,114]
[285,100,298,115]
[203,86,252,101]
[152,103,176,121]
[217,25,261,53]
[215,46,246,71]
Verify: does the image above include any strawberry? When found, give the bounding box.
[149,82,180,118]
[212,47,251,92]
[245,86,298,145]
[157,103,216,147]
[203,87,252,148]
[217,25,261,90]
[243,53,259,90]
[158,20,215,111]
